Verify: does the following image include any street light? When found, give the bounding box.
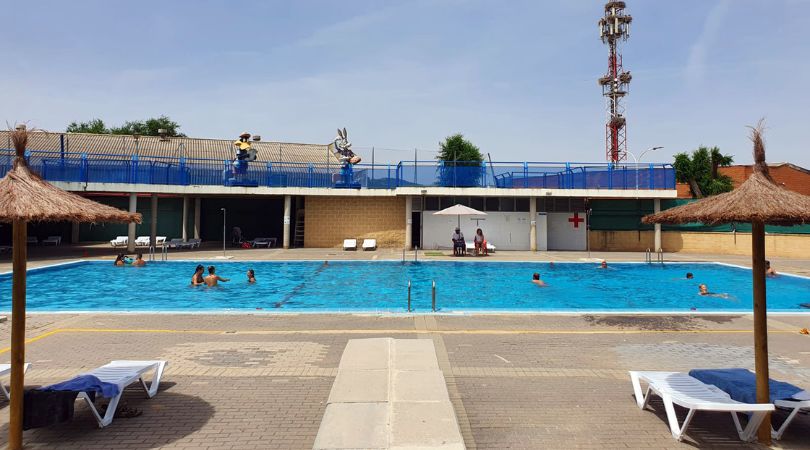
[625,146,664,190]
[221,208,226,257]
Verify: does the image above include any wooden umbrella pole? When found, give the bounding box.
[9,220,27,450]
[751,220,770,444]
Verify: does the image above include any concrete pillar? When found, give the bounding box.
[193,197,201,240]
[529,197,537,252]
[127,193,137,252]
[405,196,413,250]
[71,222,80,245]
[150,194,158,249]
[654,198,662,251]
[181,196,189,241]
[283,195,291,249]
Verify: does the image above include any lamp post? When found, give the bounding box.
[625,146,663,191]
[221,208,226,257]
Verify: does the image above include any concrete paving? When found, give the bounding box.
[0,313,806,448]
[315,338,465,450]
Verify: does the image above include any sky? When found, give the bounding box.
[2,0,809,166]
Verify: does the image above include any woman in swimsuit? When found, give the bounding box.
[191,264,205,286]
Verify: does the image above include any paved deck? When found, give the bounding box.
[0,313,808,449]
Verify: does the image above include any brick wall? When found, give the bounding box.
[719,164,810,196]
[304,196,406,248]
[589,230,810,258]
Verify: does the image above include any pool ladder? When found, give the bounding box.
[645,248,664,264]
[148,244,168,262]
[406,279,437,313]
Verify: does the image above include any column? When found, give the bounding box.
[529,197,537,252]
[150,194,158,250]
[71,221,80,244]
[193,197,201,240]
[127,193,137,252]
[653,198,662,251]
[283,195,291,249]
[181,196,189,241]
[405,196,413,250]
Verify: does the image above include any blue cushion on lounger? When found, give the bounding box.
[689,368,802,404]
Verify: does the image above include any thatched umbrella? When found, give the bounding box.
[642,122,810,443]
[0,126,141,450]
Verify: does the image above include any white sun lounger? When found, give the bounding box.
[343,239,357,251]
[630,371,774,442]
[465,241,496,254]
[110,236,128,247]
[77,360,167,428]
[0,363,31,400]
[42,235,62,246]
[773,395,810,440]
[362,239,376,251]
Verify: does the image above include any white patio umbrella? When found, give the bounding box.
[432,204,487,228]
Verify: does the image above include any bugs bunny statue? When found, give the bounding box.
[333,128,362,165]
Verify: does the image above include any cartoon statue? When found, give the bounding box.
[333,128,361,165]
[332,127,362,188]
[232,131,257,174]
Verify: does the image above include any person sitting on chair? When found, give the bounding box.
[473,228,486,256]
[451,227,465,256]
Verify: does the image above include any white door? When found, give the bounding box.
[547,212,587,250]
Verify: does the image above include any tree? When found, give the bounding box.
[66,119,107,134]
[673,146,734,198]
[65,115,185,137]
[436,134,484,187]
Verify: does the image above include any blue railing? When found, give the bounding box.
[0,149,675,190]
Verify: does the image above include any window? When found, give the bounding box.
[412,196,423,211]
[499,197,515,212]
[425,196,440,211]
[469,197,484,211]
[485,197,499,211]
[515,197,530,212]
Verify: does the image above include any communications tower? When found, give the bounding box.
[598,1,633,163]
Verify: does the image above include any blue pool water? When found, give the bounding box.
[1,261,809,313]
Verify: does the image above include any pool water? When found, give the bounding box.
[1,261,808,313]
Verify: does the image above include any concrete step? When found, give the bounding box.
[313,337,465,450]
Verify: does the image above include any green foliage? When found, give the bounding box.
[673,146,735,198]
[66,118,107,134]
[437,134,483,163]
[436,134,484,187]
[66,115,185,137]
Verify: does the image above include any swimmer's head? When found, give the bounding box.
[208,266,216,274]
[686,272,694,279]
[136,253,143,259]
[247,269,255,277]
[195,264,204,273]
[600,260,607,268]
[699,284,708,294]
[765,260,771,268]
[532,273,540,280]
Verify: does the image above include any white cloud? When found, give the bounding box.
[684,0,731,83]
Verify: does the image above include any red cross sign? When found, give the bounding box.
[568,212,584,228]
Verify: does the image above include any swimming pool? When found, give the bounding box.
[1,261,808,313]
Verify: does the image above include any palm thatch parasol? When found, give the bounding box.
[642,121,810,443]
[0,125,141,450]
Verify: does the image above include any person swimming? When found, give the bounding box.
[132,253,146,267]
[204,265,230,287]
[191,264,205,286]
[599,260,608,269]
[686,272,694,279]
[247,269,256,283]
[698,283,729,298]
[532,272,547,286]
[765,260,777,277]
[114,254,126,266]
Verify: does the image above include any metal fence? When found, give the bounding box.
[0,149,675,190]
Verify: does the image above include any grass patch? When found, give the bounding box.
[423,251,445,256]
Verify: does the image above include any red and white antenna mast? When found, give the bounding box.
[599,1,633,163]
